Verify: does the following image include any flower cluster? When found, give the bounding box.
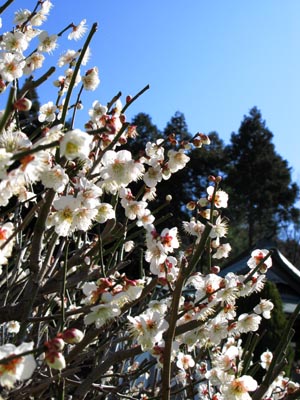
[0,2,299,399]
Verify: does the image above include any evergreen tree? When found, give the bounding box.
[224,107,299,249]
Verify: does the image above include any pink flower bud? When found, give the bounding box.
[210,265,220,274]
[61,328,84,344]
[14,98,32,111]
[45,351,66,370]
[45,337,65,352]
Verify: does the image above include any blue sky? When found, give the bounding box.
[2,0,300,183]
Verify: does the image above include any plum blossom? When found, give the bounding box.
[84,293,121,328]
[143,165,163,187]
[221,375,257,400]
[167,149,190,173]
[49,195,81,236]
[41,164,69,192]
[0,222,15,268]
[99,150,144,193]
[1,31,29,53]
[254,299,274,319]
[94,203,115,223]
[247,249,272,272]
[176,352,195,370]
[38,101,57,123]
[68,19,88,40]
[0,342,36,389]
[60,129,93,160]
[212,242,232,259]
[260,350,273,370]
[207,186,229,208]
[0,52,25,82]
[23,52,45,74]
[127,309,169,350]
[38,31,58,53]
[82,67,100,91]
[236,313,262,334]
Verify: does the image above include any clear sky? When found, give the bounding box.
[2,0,300,183]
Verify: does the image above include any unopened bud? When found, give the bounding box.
[0,80,6,93]
[14,97,32,111]
[45,351,66,370]
[126,95,132,103]
[186,201,196,211]
[193,138,203,148]
[45,337,65,352]
[165,194,172,202]
[124,240,135,252]
[210,265,220,274]
[197,198,208,207]
[61,328,84,344]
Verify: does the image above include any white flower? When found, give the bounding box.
[19,150,50,183]
[41,164,69,192]
[0,342,36,389]
[145,140,164,163]
[38,31,58,53]
[122,200,148,221]
[30,11,47,26]
[45,351,66,370]
[60,129,92,160]
[14,9,31,25]
[0,130,31,153]
[143,165,163,188]
[40,0,53,15]
[23,52,45,74]
[136,208,155,228]
[38,101,57,123]
[84,294,121,328]
[0,53,25,82]
[167,149,190,173]
[88,100,108,122]
[254,299,274,319]
[94,203,115,223]
[68,19,87,40]
[237,313,261,333]
[6,321,20,334]
[0,149,13,179]
[260,350,273,370]
[183,218,205,238]
[124,240,135,252]
[57,49,79,67]
[50,195,81,237]
[99,150,144,191]
[160,227,180,253]
[247,249,272,272]
[82,67,100,91]
[1,31,29,53]
[207,186,229,208]
[127,310,169,350]
[221,375,257,400]
[176,352,195,370]
[210,216,228,239]
[212,242,232,259]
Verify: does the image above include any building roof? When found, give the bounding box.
[220,240,300,313]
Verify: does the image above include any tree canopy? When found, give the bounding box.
[223,106,299,248]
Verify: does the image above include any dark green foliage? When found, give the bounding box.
[223,107,299,248]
